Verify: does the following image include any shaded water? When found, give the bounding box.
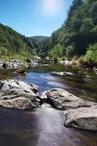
[0,105,97,146]
[0,63,97,146]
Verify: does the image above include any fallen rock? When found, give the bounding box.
[64,107,97,130]
[0,79,40,110]
[46,88,97,110]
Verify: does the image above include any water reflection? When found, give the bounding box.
[13,63,97,101]
[0,108,39,146]
[0,64,97,145]
[0,105,97,146]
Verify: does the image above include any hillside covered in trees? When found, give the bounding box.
[28,36,49,53]
[41,0,97,62]
[1,0,97,62]
[0,23,39,57]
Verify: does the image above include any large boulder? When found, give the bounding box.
[0,97,35,110]
[64,106,97,130]
[46,88,97,110]
[0,79,40,110]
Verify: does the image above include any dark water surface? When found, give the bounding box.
[0,63,97,146]
[0,105,97,146]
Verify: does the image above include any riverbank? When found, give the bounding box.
[0,56,41,70]
[59,58,97,73]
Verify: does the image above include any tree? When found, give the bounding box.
[42,0,97,59]
[85,43,97,62]
[0,46,7,56]
[80,18,94,34]
[0,23,38,57]
[68,0,84,17]
[48,44,63,58]
[66,45,74,57]
[32,49,37,56]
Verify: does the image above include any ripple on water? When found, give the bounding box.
[1,64,97,146]
[0,106,97,146]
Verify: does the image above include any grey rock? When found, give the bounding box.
[46,88,97,110]
[51,71,75,76]
[64,107,97,130]
[0,79,40,110]
[0,97,35,110]
[4,59,25,69]
[59,60,79,66]
[29,62,39,67]
[51,72,65,76]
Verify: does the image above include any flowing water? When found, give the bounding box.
[0,63,97,146]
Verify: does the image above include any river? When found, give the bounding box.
[0,63,97,146]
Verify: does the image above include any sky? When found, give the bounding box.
[0,0,73,37]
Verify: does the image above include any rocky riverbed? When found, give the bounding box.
[0,58,39,69]
[0,79,97,131]
[0,63,97,146]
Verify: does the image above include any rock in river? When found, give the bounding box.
[46,88,97,110]
[0,79,40,110]
[64,106,97,130]
[0,97,35,110]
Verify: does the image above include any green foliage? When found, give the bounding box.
[17,64,27,74]
[66,45,74,57]
[1,0,97,61]
[30,36,49,52]
[78,55,86,64]
[42,0,97,59]
[0,46,7,56]
[48,44,63,58]
[0,23,38,57]
[39,38,53,57]
[85,43,97,62]
[68,0,84,17]
[72,55,79,61]
[32,49,37,56]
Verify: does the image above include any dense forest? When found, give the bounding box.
[41,0,97,62]
[0,0,97,62]
[29,36,49,53]
[0,23,39,57]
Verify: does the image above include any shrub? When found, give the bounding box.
[0,47,7,56]
[72,56,79,61]
[66,45,74,57]
[85,43,97,62]
[17,65,27,74]
[48,44,63,58]
[78,56,86,64]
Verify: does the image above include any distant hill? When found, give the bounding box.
[28,36,49,53]
[31,36,49,43]
[0,23,38,57]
